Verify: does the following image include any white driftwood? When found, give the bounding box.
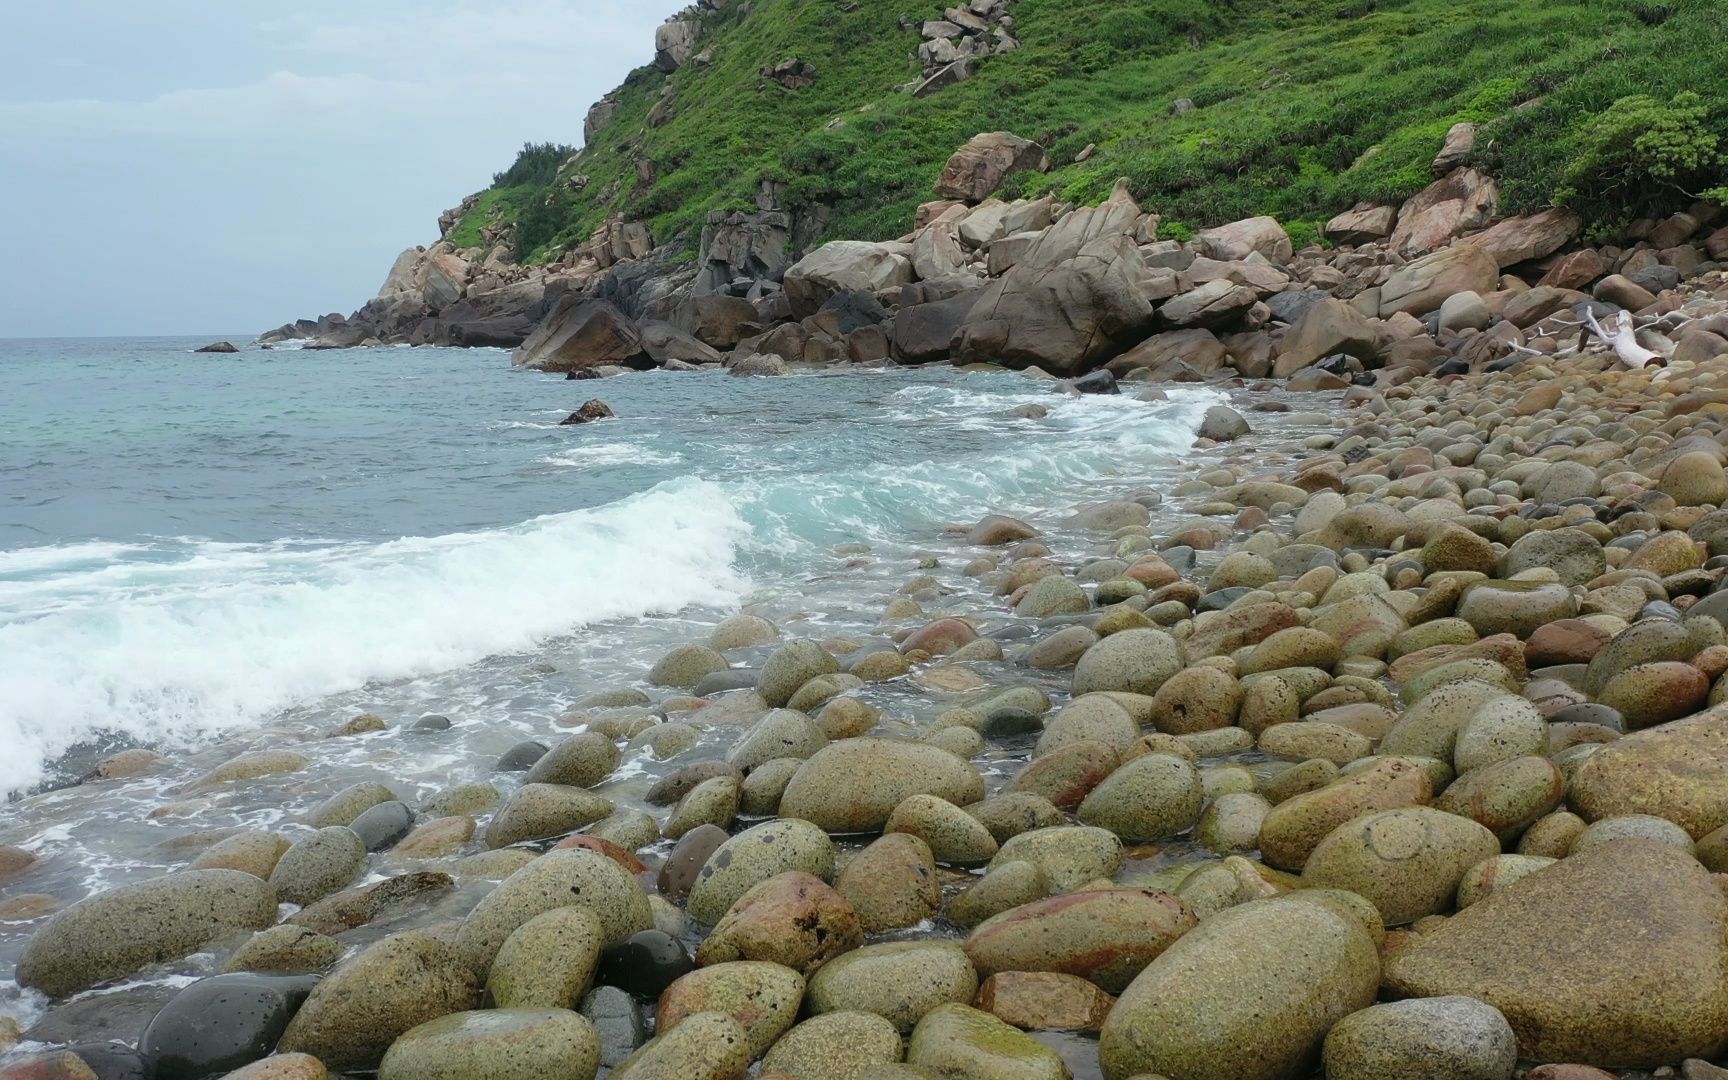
[1582,307,1663,369]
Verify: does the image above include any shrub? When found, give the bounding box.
[493,143,575,189]
[1552,92,1723,217]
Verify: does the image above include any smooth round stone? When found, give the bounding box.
[1071,629,1186,697]
[1571,814,1695,853]
[662,777,739,841]
[907,1004,1068,1080]
[270,828,366,907]
[276,932,478,1072]
[494,741,549,772]
[693,669,761,696]
[1098,896,1379,1080]
[1433,755,1564,841]
[1545,702,1625,731]
[1453,696,1548,773]
[309,782,398,828]
[1322,996,1517,1080]
[885,794,999,866]
[835,833,941,934]
[648,644,730,689]
[778,739,984,834]
[805,942,979,1033]
[989,826,1123,893]
[1077,753,1204,842]
[758,640,841,708]
[762,1011,904,1079]
[657,825,730,901]
[349,801,414,852]
[1150,666,1243,734]
[983,707,1044,741]
[645,761,742,806]
[485,784,612,849]
[422,782,499,818]
[606,1011,751,1079]
[191,831,293,879]
[687,819,835,926]
[487,906,604,1010]
[656,960,805,1061]
[580,985,646,1068]
[594,930,695,1001]
[140,973,318,1080]
[411,714,453,733]
[712,614,779,651]
[1195,793,1272,855]
[963,887,1196,993]
[696,871,862,974]
[965,793,1065,844]
[1455,854,1556,909]
[525,732,621,788]
[948,860,1047,929]
[222,925,344,975]
[453,850,652,977]
[377,1008,600,1080]
[1302,807,1500,926]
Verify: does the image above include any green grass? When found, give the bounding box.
[462,0,1728,264]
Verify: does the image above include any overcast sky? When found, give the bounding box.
[0,1,683,338]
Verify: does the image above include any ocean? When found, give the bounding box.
[0,336,1221,799]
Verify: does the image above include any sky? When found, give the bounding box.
[0,1,684,338]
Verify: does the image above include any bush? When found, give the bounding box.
[1552,92,1723,217]
[493,143,575,189]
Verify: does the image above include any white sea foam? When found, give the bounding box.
[0,479,749,795]
[537,443,686,468]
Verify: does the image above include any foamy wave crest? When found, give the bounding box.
[0,479,750,794]
[538,443,686,468]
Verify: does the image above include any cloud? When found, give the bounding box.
[0,71,423,140]
[265,0,665,74]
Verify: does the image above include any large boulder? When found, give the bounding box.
[654,18,701,72]
[784,242,914,319]
[1470,208,1583,269]
[510,298,643,372]
[893,288,984,364]
[17,870,277,998]
[1379,245,1500,318]
[1570,711,1728,837]
[953,182,1158,376]
[638,321,723,365]
[1389,168,1499,255]
[1098,895,1381,1080]
[1194,217,1294,263]
[934,132,1047,203]
[778,739,985,833]
[1382,840,1728,1066]
[1325,203,1398,246]
[1274,298,1377,376]
[1159,279,1258,330]
[277,932,479,1071]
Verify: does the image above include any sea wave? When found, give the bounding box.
[0,479,750,795]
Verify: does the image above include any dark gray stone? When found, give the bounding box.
[140,973,318,1080]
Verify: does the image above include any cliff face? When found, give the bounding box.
[263,0,1725,351]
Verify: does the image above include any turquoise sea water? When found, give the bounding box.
[0,337,1221,796]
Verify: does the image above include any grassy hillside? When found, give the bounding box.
[455,0,1728,263]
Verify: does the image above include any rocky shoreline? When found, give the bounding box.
[12,299,1728,1078]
